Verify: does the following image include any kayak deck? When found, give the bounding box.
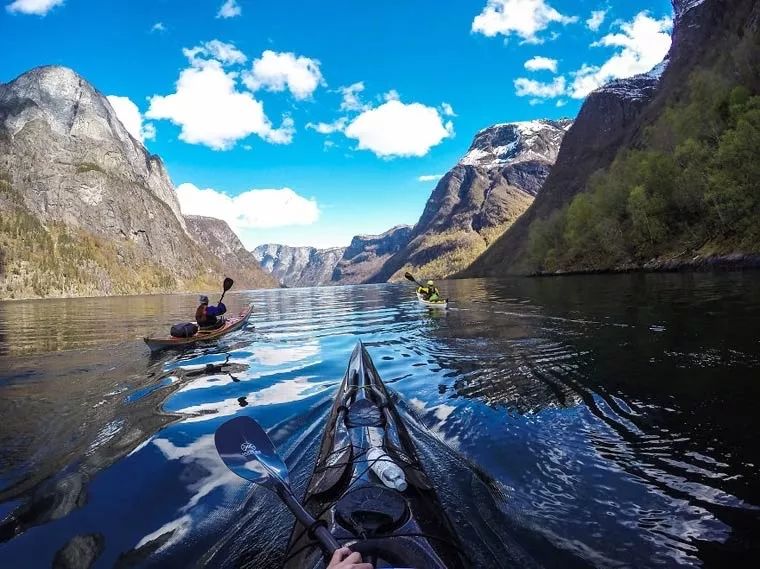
[284,342,466,568]
[416,291,449,309]
[143,304,254,352]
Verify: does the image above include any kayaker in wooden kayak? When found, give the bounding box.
[195,294,227,330]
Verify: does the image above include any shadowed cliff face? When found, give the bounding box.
[0,66,277,299]
[332,225,413,284]
[371,120,572,282]
[463,0,755,276]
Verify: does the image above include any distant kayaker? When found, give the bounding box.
[417,280,441,302]
[327,547,372,569]
[195,295,227,329]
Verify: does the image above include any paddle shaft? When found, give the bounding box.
[405,272,425,289]
[276,486,340,556]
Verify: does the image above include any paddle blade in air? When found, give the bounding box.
[223,277,234,292]
[214,416,289,488]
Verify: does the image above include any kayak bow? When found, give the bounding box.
[284,341,467,568]
[143,304,254,352]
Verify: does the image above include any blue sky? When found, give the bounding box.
[1,0,673,248]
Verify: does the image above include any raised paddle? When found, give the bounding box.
[404,271,424,288]
[218,277,234,304]
[214,416,340,557]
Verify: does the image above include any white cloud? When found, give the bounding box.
[586,9,607,32]
[243,50,324,100]
[440,103,456,117]
[306,117,347,134]
[570,12,672,98]
[183,40,246,66]
[524,56,558,72]
[176,183,319,230]
[146,58,291,150]
[556,99,567,107]
[343,99,454,158]
[338,82,367,111]
[383,89,400,102]
[472,0,578,44]
[514,76,567,98]
[107,95,156,143]
[217,0,241,19]
[417,174,443,182]
[6,0,62,15]
[151,22,166,33]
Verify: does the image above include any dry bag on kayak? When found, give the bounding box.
[170,322,199,338]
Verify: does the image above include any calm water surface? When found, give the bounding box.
[0,275,758,568]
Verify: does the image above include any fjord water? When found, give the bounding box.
[0,275,758,568]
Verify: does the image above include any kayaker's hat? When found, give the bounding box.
[426,280,434,286]
[199,295,209,305]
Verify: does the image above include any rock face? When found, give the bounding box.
[185,216,278,289]
[252,244,346,288]
[371,119,572,281]
[332,225,413,284]
[463,0,734,276]
[0,65,275,299]
[253,225,413,287]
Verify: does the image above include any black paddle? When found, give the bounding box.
[214,416,340,557]
[404,271,424,288]
[218,277,234,304]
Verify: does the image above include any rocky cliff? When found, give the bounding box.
[253,224,413,287]
[0,66,275,299]
[464,0,759,276]
[252,244,346,287]
[371,119,572,281]
[332,225,413,284]
[185,216,279,289]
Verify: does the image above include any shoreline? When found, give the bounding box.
[532,253,760,278]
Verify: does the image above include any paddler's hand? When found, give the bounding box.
[326,547,373,569]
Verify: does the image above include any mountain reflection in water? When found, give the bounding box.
[0,275,758,568]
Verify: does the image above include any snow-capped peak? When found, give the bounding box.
[459,119,573,169]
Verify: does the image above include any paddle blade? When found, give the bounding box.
[404,272,417,282]
[223,277,234,292]
[214,416,289,488]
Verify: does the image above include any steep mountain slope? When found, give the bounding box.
[370,119,572,282]
[465,0,760,276]
[0,66,276,299]
[185,216,279,289]
[252,244,346,287]
[332,225,413,284]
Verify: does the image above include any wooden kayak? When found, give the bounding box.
[416,291,449,309]
[144,304,254,352]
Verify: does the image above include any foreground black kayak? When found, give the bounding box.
[283,341,468,568]
[143,304,254,352]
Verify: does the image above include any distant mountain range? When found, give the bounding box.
[254,119,571,287]
[0,66,276,299]
[252,225,412,287]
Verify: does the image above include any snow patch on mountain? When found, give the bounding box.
[459,119,573,169]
